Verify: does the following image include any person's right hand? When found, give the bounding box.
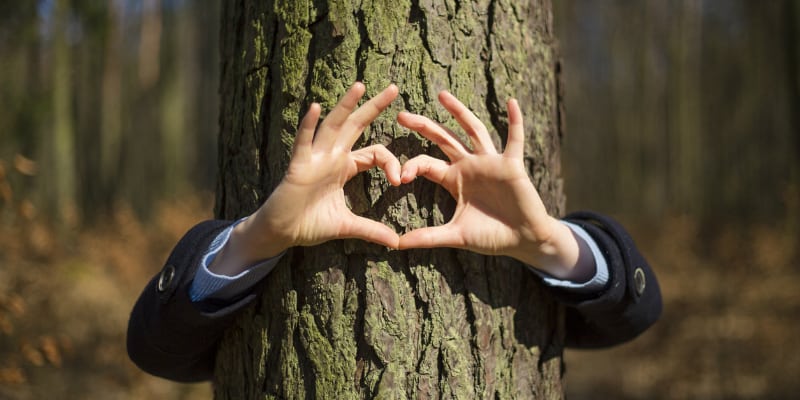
[396,91,592,281]
[209,83,401,276]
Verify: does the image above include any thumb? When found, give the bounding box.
[398,225,464,250]
[340,214,401,249]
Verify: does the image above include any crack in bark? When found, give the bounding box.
[294,320,316,398]
[351,254,385,393]
[410,0,447,69]
[301,2,332,108]
[437,345,447,398]
[463,278,485,395]
[458,252,487,395]
[555,58,566,142]
[262,11,281,193]
[302,11,321,109]
[355,9,372,83]
[484,0,505,147]
[245,62,270,77]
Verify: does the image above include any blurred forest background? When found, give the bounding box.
[0,0,797,399]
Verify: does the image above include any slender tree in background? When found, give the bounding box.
[48,0,77,224]
[213,0,566,398]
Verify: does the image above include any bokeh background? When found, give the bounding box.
[0,1,797,399]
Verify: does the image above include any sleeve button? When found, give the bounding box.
[633,267,646,295]
[157,265,176,293]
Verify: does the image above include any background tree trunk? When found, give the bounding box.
[214,0,566,398]
[46,0,77,225]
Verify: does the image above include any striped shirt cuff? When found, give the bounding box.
[189,218,284,302]
[530,220,610,293]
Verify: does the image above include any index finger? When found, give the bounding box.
[438,91,496,154]
[315,82,366,149]
[325,82,366,128]
[397,111,467,161]
[292,103,321,161]
[341,84,399,147]
[504,98,525,159]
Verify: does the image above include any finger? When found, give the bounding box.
[326,82,366,127]
[316,82,366,148]
[342,84,399,147]
[397,111,467,161]
[292,103,321,161]
[400,154,450,186]
[351,144,402,186]
[398,225,464,250]
[438,91,496,154]
[505,98,525,159]
[341,215,400,249]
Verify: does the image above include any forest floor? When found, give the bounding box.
[564,214,800,400]
[0,196,798,399]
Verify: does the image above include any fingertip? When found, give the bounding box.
[396,235,412,250]
[396,111,416,128]
[388,232,401,249]
[388,161,402,186]
[508,98,524,122]
[400,162,416,183]
[380,84,400,104]
[400,169,413,184]
[349,82,366,99]
[301,103,321,126]
[373,231,398,249]
[376,226,401,249]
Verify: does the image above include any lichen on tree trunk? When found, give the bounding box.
[214,0,566,398]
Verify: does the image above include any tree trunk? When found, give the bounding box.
[214,0,566,398]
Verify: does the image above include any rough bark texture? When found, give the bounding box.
[214,0,566,398]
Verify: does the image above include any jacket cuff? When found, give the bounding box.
[558,211,663,347]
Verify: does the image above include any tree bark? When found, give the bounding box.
[214,0,566,398]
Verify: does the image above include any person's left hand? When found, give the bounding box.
[396,91,591,280]
[209,83,402,277]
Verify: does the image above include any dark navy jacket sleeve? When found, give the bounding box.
[126,220,258,382]
[558,211,662,348]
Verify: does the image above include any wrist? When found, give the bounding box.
[234,215,290,260]
[207,217,289,276]
[512,217,592,281]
